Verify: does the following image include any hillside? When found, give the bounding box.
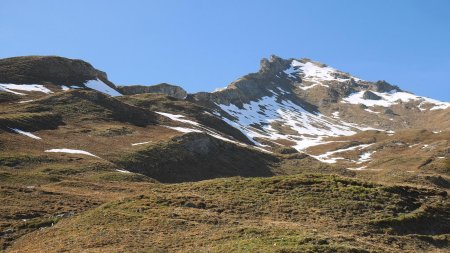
[0,55,449,252]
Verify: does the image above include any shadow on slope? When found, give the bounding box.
[115,132,279,183]
[7,174,449,252]
[21,90,160,126]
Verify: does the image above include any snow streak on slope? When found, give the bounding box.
[131,141,152,146]
[156,112,200,126]
[9,128,42,140]
[84,79,122,97]
[216,93,372,150]
[45,149,100,158]
[164,126,203,133]
[157,112,245,145]
[0,84,53,95]
[343,90,450,110]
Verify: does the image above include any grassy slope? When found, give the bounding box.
[4,174,449,253]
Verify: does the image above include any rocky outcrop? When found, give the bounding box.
[259,55,291,76]
[0,56,116,88]
[372,80,401,93]
[116,132,278,183]
[363,91,382,100]
[384,108,397,115]
[118,83,187,99]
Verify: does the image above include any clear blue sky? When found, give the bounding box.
[1,0,449,101]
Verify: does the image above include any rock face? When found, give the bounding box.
[118,83,187,99]
[0,56,115,88]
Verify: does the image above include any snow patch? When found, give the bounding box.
[131,141,152,146]
[298,83,329,90]
[165,125,240,144]
[364,108,380,114]
[311,144,372,164]
[0,84,53,95]
[84,79,121,97]
[156,112,200,126]
[213,86,228,92]
[206,131,238,144]
[357,151,376,163]
[18,100,35,104]
[165,126,202,133]
[347,166,367,171]
[116,169,131,173]
[45,149,100,158]
[284,60,362,83]
[430,103,450,110]
[386,130,395,136]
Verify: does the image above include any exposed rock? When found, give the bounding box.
[373,80,401,93]
[175,133,218,155]
[384,108,396,115]
[118,83,187,99]
[259,55,291,76]
[0,56,115,88]
[363,91,382,100]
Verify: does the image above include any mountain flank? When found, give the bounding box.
[0,55,449,252]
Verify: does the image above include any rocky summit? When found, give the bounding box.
[0,55,449,253]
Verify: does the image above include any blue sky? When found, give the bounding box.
[1,0,449,101]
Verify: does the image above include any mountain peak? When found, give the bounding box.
[259,55,290,75]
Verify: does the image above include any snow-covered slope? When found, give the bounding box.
[216,88,379,150]
[202,55,450,163]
